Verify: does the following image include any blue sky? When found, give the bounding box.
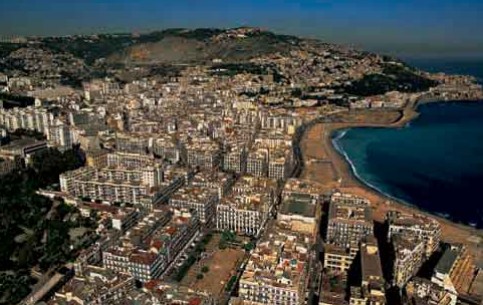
[1,0,482,56]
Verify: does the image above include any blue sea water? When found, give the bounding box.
[333,58,483,227]
[404,56,483,84]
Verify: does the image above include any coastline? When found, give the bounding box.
[298,99,483,259]
[330,128,417,209]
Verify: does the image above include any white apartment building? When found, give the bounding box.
[216,193,271,236]
[59,164,164,206]
[0,106,53,137]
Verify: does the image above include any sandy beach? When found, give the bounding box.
[299,103,483,264]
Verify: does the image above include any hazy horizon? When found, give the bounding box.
[1,0,483,57]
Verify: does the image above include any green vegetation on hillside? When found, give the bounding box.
[30,147,85,186]
[0,147,94,304]
[0,43,27,58]
[40,29,224,65]
[345,63,438,96]
[42,35,136,64]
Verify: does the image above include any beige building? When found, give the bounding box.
[386,211,441,259]
[186,139,222,170]
[391,234,425,288]
[169,186,219,225]
[49,266,135,305]
[246,147,268,177]
[431,244,476,298]
[103,209,199,282]
[349,237,386,305]
[190,170,235,200]
[324,244,355,273]
[326,192,373,250]
[278,179,320,237]
[268,147,295,180]
[59,164,163,206]
[223,144,248,173]
[60,152,177,207]
[238,226,311,305]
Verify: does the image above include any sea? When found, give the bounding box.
[332,56,483,228]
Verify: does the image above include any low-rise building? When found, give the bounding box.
[278,179,320,237]
[49,266,135,305]
[318,272,348,305]
[406,277,457,305]
[0,137,47,164]
[431,244,476,297]
[111,208,140,233]
[125,281,216,304]
[0,155,23,176]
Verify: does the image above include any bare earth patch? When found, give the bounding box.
[182,235,245,301]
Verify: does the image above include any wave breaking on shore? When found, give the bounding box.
[331,129,417,208]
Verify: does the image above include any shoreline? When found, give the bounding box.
[329,99,483,224]
[298,99,483,257]
[330,128,417,209]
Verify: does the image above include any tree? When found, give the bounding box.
[0,147,94,302]
[195,243,206,254]
[221,230,236,243]
[31,147,85,187]
[225,276,237,292]
[243,242,256,252]
[201,266,209,273]
[196,273,204,280]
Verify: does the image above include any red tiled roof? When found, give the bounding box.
[188,298,202,305]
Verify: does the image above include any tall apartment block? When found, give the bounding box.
[386,211,441,259]
[324,192,373,273]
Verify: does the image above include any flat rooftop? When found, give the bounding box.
[280,196,316,218]
[0,137,45,150]
[435,246,460,275]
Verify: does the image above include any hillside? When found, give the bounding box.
[0,27,440,96]
[106,28,302,64]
